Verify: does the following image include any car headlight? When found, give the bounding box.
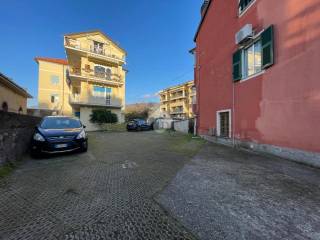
[76,130,86,139]
[33,133,45,142]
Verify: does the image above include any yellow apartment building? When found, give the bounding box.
[0,72,32,114]
[36,30,127,130]
[159,80,196,119]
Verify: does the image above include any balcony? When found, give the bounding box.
[68,68,124,86]
[64,38,126,64]
[170,92,185,100]
[69,94,122,108]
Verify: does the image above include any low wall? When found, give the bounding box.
[173,120,189,134]
[0,111,41,166]
[153,119,174,130]
[202,135,320,168]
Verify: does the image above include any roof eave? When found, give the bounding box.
[63,30,127,55]
[194,0,213,42]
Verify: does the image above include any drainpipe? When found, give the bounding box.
[62,65,65,115]
[232,79,235,147]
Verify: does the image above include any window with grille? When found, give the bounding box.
[219,112,230,138]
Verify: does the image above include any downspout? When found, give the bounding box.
[232,79,235,147]
[62,65,65,115]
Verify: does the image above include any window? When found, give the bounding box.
[239,0,254,13]
[94,65,112,80]
[51,94,59,103]
[93,41,104,54]
[40,117,82,129]
[50,75,60,85]
[93,86,112,98]
[232,25,274,82]
[243,40,262,78]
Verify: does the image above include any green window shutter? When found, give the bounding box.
[233,49,242,82]
[261,25,274,69]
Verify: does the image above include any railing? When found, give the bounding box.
[171,108,184,114]
[69,94,122,108]
[69,68,124,84]
[170,93,185,100]
[65,38,126,63]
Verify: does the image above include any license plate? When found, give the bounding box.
[55,144,67,149]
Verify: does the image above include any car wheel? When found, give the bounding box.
[80,141,88,153]
[137,126,141,131]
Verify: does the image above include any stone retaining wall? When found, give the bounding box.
[0,111,41,166]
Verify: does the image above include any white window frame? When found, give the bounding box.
[216,109,232,138]
[238,0,257,17]
[242,39,262,79]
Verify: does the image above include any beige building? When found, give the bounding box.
[36,30,127,130]
[0,72,32,114]
[159,80,196,119]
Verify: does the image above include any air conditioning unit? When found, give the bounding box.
[235,24,253,44]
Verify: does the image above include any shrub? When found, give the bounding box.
[90,109,118,124]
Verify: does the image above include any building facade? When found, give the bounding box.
[194,0,320,164]
[159,80,196,119]
[0,72,32,114]
[36,30,127,131]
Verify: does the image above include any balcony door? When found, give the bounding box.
[93,41,104,54]
[94,65,112,80]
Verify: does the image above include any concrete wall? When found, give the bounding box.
[0,111,41,166]
[174,120,190,134]
[196,0,320,154]
[153,119,175,130]
[0,82,28,114]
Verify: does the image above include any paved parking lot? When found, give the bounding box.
[0,131,202,240]
[1,131,320,240]
[158,142,320,240]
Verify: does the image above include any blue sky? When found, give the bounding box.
[0,0,202,106]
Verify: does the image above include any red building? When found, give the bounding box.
[193,0,320,165]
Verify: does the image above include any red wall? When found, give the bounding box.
[196,0,320,153]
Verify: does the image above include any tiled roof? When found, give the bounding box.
[0,72,32,98]
[35,57,68,65]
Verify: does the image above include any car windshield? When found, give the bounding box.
[40,117,82,129]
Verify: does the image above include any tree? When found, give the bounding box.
[90,109,118,124]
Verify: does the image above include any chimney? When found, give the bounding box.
[201,0,210,17]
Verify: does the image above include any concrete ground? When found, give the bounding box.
[1,131,320,240]
[0,131,203,240]
[158,142,320,240]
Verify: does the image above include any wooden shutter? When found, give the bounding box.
[233,49,242,82]
[262,25,274,69]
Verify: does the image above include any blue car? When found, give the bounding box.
[127,119,153,131]
[30,116,88,157]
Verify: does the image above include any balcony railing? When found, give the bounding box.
[69,94,122,108]
[171,108,184,114]
[65,38,126,63]
[170,93,185,100]
[69,68,124,85]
